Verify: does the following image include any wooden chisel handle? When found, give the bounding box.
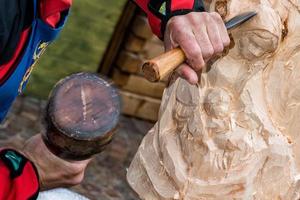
[142,48,185,82]
[142,11,257,82]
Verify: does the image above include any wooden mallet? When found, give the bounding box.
[142,12,257,82]
[42,72,121,161]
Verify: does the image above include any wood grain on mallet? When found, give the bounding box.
[44,72,121,161]
[142,48,186,82]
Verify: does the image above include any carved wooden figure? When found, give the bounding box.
[127,0,300,199]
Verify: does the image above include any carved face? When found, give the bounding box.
[212,0,283,60]
[187,0,293,175]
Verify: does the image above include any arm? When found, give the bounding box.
[0,149,39,200]
[39,0,72,28]
[134,0,230,84]
[0,133,90,200]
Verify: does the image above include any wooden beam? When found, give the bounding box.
[116,50,144,74]
[122,75,166,99]
[97,1,138,76]
[120,91,161,122]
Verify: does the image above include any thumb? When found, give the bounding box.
[177,63,199,85]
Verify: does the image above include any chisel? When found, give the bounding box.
[142,11,257,82]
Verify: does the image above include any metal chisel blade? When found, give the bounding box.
[225,11,257,30]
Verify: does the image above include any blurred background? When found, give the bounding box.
[26,0,126,99]
[0,1,168,199]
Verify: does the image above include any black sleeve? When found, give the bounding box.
[0,0,33,65]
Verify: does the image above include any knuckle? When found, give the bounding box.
[167,21,176,30]
[224,36,231,46]
[72,173,85,185]
[190,12,201,20]
[168,18,182,30]
[172,26,182,35]
[189,15,199,26]
[172,24,185,36]
[214,43,224,53]
[201,12,211,22]
[211,12,222,20]
[71,166,84,175]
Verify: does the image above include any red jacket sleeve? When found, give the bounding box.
[39,0,72,28]
[0,149,39,200]
[134,0,205,38]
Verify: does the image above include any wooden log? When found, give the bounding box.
[116,50,143,74]
[149,35,163,43]
[122,75,166,99]
[120,91,161,122]
[125,33,145,53]
[112,68,130,87]
[97,0,138,75]
[131,15,153,39]
[43,72,121,161]
[141,39,165,60]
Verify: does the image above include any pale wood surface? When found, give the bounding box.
[127,1,300,199]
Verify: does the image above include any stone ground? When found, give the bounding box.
[0,96,154,200]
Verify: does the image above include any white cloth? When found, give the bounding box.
[37,188,89,200]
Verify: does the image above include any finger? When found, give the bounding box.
[164,18,179,51]
[175,30,205,71]
[195,33,214,62]
[211,12,230,46]
[177,63,199,84]
[164,27,174,51]
[167,16,205,71]
[206,17,224,54]
[164,27,177,51]
[191,14,214,62]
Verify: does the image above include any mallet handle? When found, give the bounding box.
[142,48,185,82]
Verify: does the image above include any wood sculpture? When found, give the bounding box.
[127,0,300,199]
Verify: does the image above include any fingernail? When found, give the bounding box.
[189,74,198,85]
